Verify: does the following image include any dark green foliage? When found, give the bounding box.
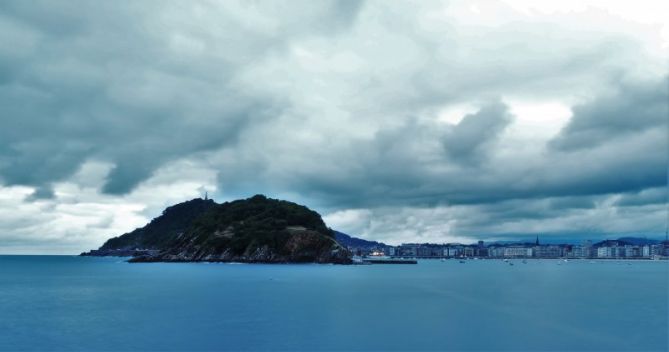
[99,198,216,250]
[91,194,349,263]
[193,195,330,233]
[184,194,333,255]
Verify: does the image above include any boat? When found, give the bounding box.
[459,260,466,263]
[522,259,527,264]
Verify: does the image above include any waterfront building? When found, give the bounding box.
[613,246,625,258]
[487,246,505,258]
[597,247,609,258]
[475,247,488,257]
[447,247,459,257]
[399,244,418,257]
[569,245,590,258]
[623,245,640,258]
[464,247,475,257]
[597,246,628,258]
[416,246,432,257]
[534,245,563,258]
[431,246,445,257]
[503,246,533,258]
[650,243,669,257]
[388,238,663,260]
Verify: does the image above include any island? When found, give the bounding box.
[81,195,352,264]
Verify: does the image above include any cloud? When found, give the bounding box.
[325,193,668,245]
[549,76,668,151]
[0,1,667,251]
[442,100,513,164]
[0,158,219,254]
[214,99,665,210]
[0,0,363,196]
[614,187,668,207]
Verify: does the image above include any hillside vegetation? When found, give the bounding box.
[83,195,350,264]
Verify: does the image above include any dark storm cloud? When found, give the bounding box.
[0,0,363,195]
[1,0,667,250]
[217,95,665,211]
[614,187,667,207]
[442,100,512,164]
[549,76,668,151]
[549,196,597,210]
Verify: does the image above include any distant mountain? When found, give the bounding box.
[487,235,664,246]
[594,237,661,247]
[615,237,660,246]
[334,231,387,249]
[82,195,351,264]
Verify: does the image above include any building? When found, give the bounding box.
[569,245,591,258]
[503,246,533,258]
[464,247,475,257]
[487,246,505,258]
[597,246,627,258]
[448,247,459,257]
[534,245,564,258]
[623,245,641,258]
[416,246,432,257]
[597,247,609,258]
[399,244,418,257]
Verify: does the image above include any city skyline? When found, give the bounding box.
[350,236,669,260]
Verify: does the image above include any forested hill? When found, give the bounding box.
[95,198,216,253]
[334,231,387,249]
[82,195,351,264]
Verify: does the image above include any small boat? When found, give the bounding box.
[509,262,514,266]
[522,259,527,264]
[459,260,466,263]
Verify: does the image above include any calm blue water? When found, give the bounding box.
[0,256,667,351]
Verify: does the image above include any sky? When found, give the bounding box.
[0,0,667,254]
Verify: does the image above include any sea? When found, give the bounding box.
[0,256,667,351]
